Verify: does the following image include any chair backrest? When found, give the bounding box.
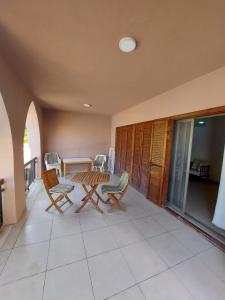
[44,152,60,165]
[95,155,106,166]
[118,172,129,192]
[42,169,59,191]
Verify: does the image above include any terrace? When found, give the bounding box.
[0,1,225,299]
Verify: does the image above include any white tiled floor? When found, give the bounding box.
[0,175,225,300]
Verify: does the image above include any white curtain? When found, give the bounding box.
[108,147,115,174]
[212,144,225,230]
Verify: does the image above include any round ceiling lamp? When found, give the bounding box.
[119,37,137,53]
[83,103,92,108]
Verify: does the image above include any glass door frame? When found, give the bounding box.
[168,119,194,213]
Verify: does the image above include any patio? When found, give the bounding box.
[1,1,225,299]
[0,175,224,300]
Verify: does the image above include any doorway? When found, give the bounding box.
[168,114,225,241]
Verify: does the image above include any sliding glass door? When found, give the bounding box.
[168,119,194,212]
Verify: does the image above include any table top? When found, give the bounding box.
[63,157,93,163]
[73,171,110,186]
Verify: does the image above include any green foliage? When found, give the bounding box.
[24,128,29,144]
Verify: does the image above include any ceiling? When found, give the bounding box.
[0,0,225,115]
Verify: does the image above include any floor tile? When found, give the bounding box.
[109,222,143,247]
[103,210,129,226]
[126,204,151,219]
[0,226,12,249]
[15,221,52,247]
[51,216,81,238]
[0,242,49,284]
[1,177,225,300]
[140,269,194,300]
[148,232,193,267]
[108,286,145,300]
[44,260,94,300]
[0,273,45,300]
[79,212,107,232]
[173,256,225,300]
[47,233,85,269]
[26,209,53,225]
[171,226,213,255]
[88,249,135,300]
[152,211,185,231]
[83,227,117,257]
[0,249,11,273]
[132,216,166,239]
[197,246,225,281]
[0,227,21,250]
[121,240,168,282]
[142,201,164,215]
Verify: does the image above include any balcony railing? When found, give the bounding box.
[24,157,38,191]
[0,179,4,228]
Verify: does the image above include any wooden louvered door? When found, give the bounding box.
[131,124,142,189]
[139,122,152,195]
[148,120,173,206]
[125,126,134,174]
[114,127,123,175]
[114,125,134,175]
[120,127,128,173]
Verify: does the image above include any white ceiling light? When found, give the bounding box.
[119,37,137,53]
[83,103,92,108]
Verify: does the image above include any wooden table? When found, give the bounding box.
[73,171,110,213]
[63,157,93,176]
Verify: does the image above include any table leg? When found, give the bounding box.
[94,190,104,203]
[75,184,103,213]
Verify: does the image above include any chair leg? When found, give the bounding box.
[109,194,122,209]
[65,194,73,204]
[46,194,64,213]
[46,193,73,214]
[58,167,62,177]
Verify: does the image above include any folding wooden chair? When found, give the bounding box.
[101,172,129,211]
[42,169,74,213]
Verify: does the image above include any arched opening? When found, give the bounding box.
[0,93,16,224]
[23,127,31,163]
[24,101,41,190]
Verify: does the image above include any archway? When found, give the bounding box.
[24,101,41,185]
[0,93,15,224]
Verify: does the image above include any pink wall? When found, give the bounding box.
[0,53,42,224]
[0,94,15,224]
[43,109,111,166]
[111,66,225,146]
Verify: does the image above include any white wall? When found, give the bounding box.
[191,116,225,182]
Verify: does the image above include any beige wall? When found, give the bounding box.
[43,109,111,169]
[0,53,42,224]
[191,117,225,182]
[111,66,225,147]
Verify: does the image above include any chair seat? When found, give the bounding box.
[101,184,122,194]
[48,163,61,167]
[50,184,74,195]
[93,162,102,167]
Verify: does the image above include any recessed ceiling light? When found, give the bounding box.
[198,121,205,124]
[119,37,137,53]
[83,103,92,108]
